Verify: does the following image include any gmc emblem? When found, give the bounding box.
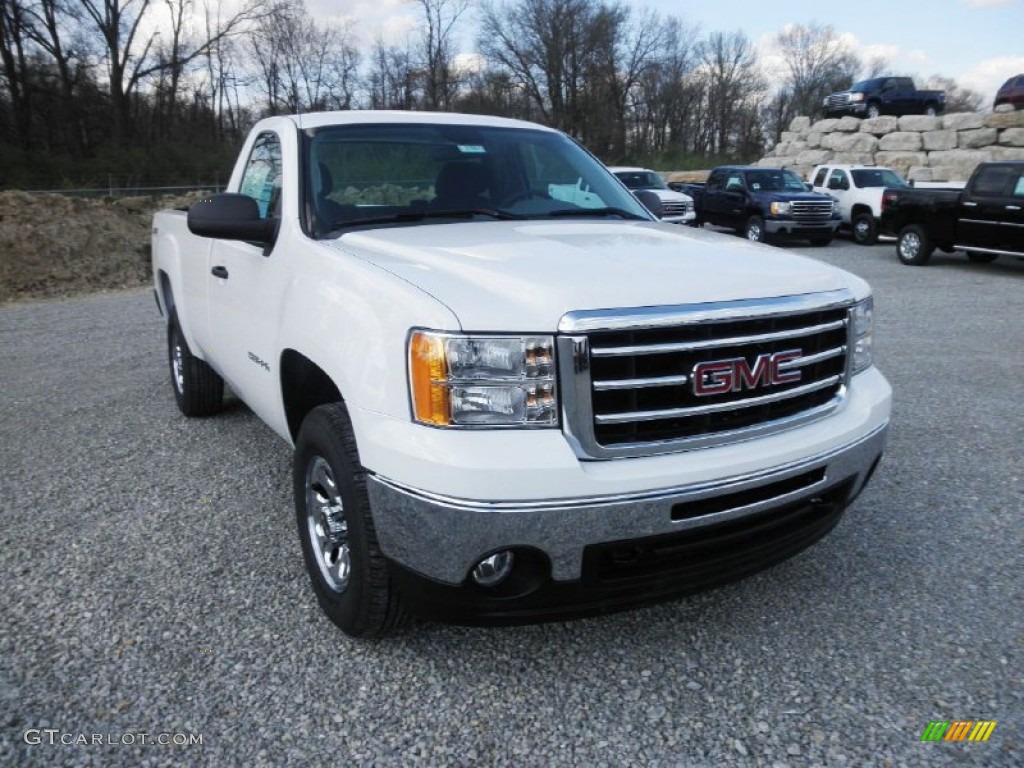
[692,349,803,397]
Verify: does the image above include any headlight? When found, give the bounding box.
[850,297,873,374]
[832,198,840,213]
[769,201,791,216]
[850,92,864,103]
[409,331,558,427]
[822,97,829,107]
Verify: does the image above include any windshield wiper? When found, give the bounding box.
[545,207,649,221]
[328,208,522,232]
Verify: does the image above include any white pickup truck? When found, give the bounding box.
[810,164,909,245]
[152,111,891,637]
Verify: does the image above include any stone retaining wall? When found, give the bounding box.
[758,106,1024,182]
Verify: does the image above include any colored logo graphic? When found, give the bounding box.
[920,721,997,742]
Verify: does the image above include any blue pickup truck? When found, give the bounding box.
[681,166,840,246]
[823,77,945,119]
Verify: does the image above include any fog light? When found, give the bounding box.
[471,551,514,587]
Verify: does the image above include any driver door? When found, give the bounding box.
[205,131,287,421]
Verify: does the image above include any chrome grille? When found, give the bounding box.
[661,201,689,217]
[557,292,853,459]
[791,201,834,220]
[827,93,850,109]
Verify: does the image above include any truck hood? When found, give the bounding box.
[327,221,860,331]
[644,188,693,203]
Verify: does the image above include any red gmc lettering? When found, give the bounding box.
[770,350,803,384]
[692,350,803,397]
[692,361,734,396]
[733,355,772,391]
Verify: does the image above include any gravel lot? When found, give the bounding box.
[2,238,1021,767]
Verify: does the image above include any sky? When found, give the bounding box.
[320,0,1024,102]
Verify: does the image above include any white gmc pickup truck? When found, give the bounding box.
[152,111,891,637]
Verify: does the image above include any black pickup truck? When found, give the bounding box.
[823,77,945,119]
[682,166,840,246]
[880,161,1024,265]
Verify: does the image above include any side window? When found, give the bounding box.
[828,169,849,190]
[726,175,744,191]
[813,167,828,187]
[706,171,724,190]
[1012,174,1024,198]
[239,132,282,219]
[972,167,1012,196]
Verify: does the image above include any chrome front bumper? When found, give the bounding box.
[366,422,889,585]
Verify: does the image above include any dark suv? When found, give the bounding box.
[995,74,1024,110]
[686,166,840,246]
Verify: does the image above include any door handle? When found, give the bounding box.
[211,266,229,279]
[962,201,977,207]
[1007,205,1022,211]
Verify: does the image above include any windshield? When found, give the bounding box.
[613,170,668,190]
[744,169,808,192]
[305,123,651,235]
[850,78,883,92]
[851,168,908,188]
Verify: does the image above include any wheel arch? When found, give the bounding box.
[157,270,175,321]
[280,349,344,442]
[851,203,874,218]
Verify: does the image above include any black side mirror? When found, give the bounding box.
[633,189,663,217]
[187,193,277,245]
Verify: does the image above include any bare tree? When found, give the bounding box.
[249,0,360,114]
[923,74,983,113]
[768,22,860,138]
[413,0,467,110]
[696,30,764,155]
[0,0,33,146]
[479,0,610,133]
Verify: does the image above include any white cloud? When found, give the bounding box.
[859,43,902,63]
[961,0,1017,8]
[958,55,1024,100]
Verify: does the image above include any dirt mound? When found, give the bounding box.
[0,190,207,302]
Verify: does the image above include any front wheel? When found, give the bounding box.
[866,102,881,119]
[924,104,938,117]
[743,215,766,243]
[966,251,998,264]
[294,402,408,638]
[852,213,878,245]
[896,224,934,266]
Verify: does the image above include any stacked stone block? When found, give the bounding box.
[759,106,1024,182]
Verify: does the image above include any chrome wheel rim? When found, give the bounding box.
[171,337,185,393]
[305,456,350,593]
[867,106,879,119]
[900,233,921,259]
[746,223,761,241]
[854,219,870,241]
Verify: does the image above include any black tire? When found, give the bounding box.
[966,251,998,264]
[167,313,224,416]
[293,402,408,638]
[866,102,881,119]
[924,103,938,117]
[896,224,934,266]
[809,237,833,247]
[852,212,878,245]
[743,215,766,243]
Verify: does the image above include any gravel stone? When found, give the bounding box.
[2,241,1022,766]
